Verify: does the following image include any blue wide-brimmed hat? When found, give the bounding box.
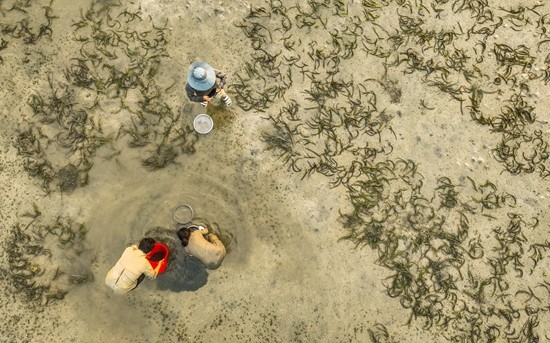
[187,61,216,91]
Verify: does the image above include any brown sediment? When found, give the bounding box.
[1,0,550,342]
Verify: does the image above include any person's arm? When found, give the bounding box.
[144,259,164,280]
[195,226,223,248]
[214,69,227,88]
[153,260,164,275]
[207,233,224,249]
[205,233,226,268]
[198,225,209,235]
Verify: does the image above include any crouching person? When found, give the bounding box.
[105,237,164,294]
[177,225,226,269]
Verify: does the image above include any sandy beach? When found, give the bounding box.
[1,0,550,342]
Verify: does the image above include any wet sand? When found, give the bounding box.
[1,0,550,342]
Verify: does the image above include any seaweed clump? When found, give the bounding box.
[234,1,550,342]
[2,206,94,310]
[14,0,198,192]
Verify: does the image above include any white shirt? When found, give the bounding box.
[105,245,156,294]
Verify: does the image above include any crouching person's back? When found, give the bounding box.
[177,225,226,269]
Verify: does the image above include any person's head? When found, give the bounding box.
[177,228,191,247]
[138,237,155,253]
[187,61,216,91]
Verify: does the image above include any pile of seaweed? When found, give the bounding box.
[234,0,550,341]
[4,0,199,309]
[12,0,197,194]
[2,204,93,310]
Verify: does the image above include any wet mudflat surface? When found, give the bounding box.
[1,0,550,342]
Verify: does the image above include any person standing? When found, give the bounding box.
[185,61,232,108]
[177,225,226,269]
[105,237,164,294]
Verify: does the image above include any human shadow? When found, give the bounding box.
[144,226,209,292]
[156,254,208,292]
